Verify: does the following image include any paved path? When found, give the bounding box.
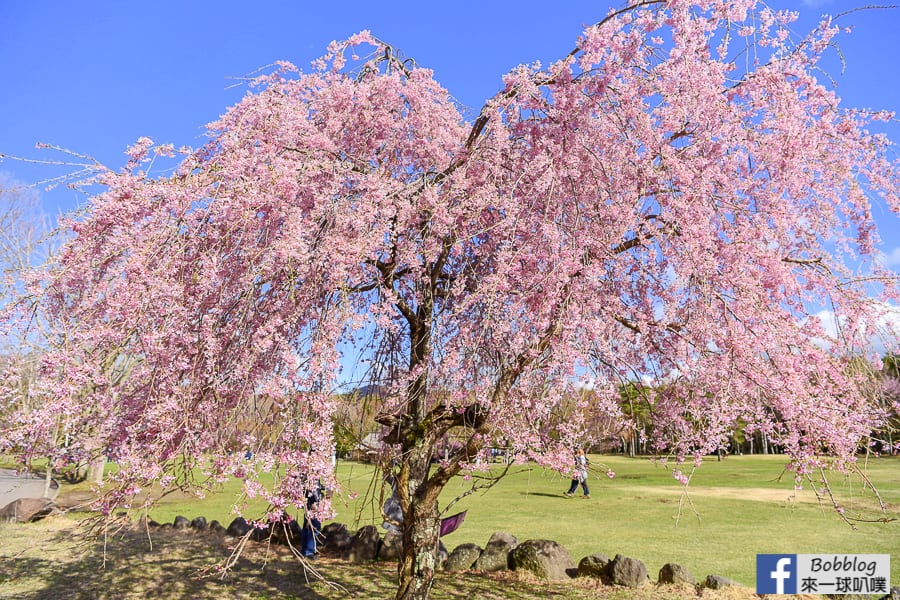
[0,468,59,508]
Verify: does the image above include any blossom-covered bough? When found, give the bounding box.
[2,1,900,598]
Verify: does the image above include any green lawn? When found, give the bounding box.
[119,454,900,588]
[437,455,900,587]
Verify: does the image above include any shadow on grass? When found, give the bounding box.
[1,518,770,600]
[522,492,569,499]
[0,520,400,599]
[0,522,584,600]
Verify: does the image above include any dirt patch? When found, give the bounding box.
[677,486,816,503]
[629,484,835,504]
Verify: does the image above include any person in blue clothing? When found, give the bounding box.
[301,480,325,557]
[563,448,590,499]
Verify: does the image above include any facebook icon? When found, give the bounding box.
[757,554,797,594]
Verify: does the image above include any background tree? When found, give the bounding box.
[0,174,69,490]
[2,1,900,598]
[0,175,45,433]
[876,354,900,453]
[0,174,51,303]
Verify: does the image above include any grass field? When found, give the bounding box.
[2,454,898,598]
[135,454,900,586]
[436,454,900,586]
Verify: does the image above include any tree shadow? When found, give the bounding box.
[0,521,402,599]
[1,520,615,599]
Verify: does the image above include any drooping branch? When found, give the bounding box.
[424,274,577,492]
[606,213,679,256]
[433,1,669,192]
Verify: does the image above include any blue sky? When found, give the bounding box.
[1,0,899,258]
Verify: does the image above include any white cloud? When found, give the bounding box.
[575,379,595,392]
[801,0,834,7]
[814,309,841,340]
[876,247,900,269]
[813,303,900,356]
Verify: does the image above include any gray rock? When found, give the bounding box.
[190,516,207,530]
[137,515,159,529]
[288,519,303,545]
[508,539,576,581]
[226,517,251,537]
[658,562,696,585]
[472,532,517,572]
[378,530,403,561]
[485,531,518,548]
[208,520,226,535]
[445,543,482,572]
[249,523,270,542]
[268,518,302,546]
[322,522,352,554]
[577,553,611,579]
[436,540,449,569]
[345,525,380,562]
[607,554,649,588]
[0,498,58,523]
[705,574,735,589]
[173,515,191,530]
[473,543,511,572]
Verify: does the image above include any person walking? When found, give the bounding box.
[564,448,590,499]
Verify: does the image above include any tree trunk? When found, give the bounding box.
[392,433,444,600]
[395,492,441,600]
[43,464,54,498]
[87,456,105,485]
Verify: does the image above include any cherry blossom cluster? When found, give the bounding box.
[1,0,897,521]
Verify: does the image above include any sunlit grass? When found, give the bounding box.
[24,453,900,588]
[436,455,900,586]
